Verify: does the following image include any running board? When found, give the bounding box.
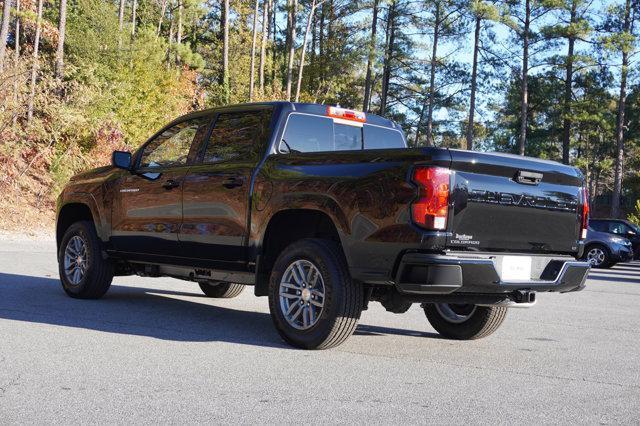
[132,262,255,285]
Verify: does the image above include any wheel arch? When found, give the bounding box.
[56,197,104,251]
[254,208,345,296]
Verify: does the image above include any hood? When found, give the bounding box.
[69,165,115,182]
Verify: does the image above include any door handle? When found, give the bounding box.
[222,176,244,189]
[162,179,180,189]
[515,170,543,185]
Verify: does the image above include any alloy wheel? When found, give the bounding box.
[63,235,89,285]
[586,247,606,267]
[278,259,325,330]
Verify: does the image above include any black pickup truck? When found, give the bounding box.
[56,102,590,349]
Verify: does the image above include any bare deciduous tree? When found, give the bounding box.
[249,0,260,100]
[27,0,44,123]
[0,0,13,72]
[55,0,68,80]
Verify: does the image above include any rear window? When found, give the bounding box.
[281,114,334,152]
[334,123,362,150]
[363,125,406,149]
[589,220,606,231]
[280,113,406,153]
[203,110,272,163]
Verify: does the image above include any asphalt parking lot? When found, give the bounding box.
[1,238,639,424]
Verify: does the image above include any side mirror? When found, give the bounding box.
[112,151,132,170]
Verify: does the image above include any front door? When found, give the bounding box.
[111,116,212,258]
[180,108,273,269]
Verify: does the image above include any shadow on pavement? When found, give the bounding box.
[355,324,441,339]
[587,274,640,284]
[0,273,433,347]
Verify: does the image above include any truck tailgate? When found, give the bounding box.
[447,150,584,254]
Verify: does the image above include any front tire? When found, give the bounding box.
[423,303,507,340]
[268,238,362,350]
[198,281,244,298]
[583,244,612,268]
[58,221,113,299]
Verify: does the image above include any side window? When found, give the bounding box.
[363,125,406,149]
[609,222,626,234]
[203,110,271,163]
[334,123,362,151]
[139,118,210,168]
[589,221,604,232]
[280,114,334,153]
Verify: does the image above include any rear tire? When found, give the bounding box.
[268,238,362,350]
[198,282,245,298]
[58,221,113,299]
[423,303,507,340]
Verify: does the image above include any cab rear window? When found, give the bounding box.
[280,114,406,153]
[363,125,406,149]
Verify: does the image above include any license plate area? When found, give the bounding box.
[500,256,532,281]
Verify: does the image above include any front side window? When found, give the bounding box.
[139,118,210,168]
[203,110,271,163]
[609,222,628,234]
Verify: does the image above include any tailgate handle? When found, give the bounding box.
[515,170,543,185]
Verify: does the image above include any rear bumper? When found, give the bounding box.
[395,253,590,295]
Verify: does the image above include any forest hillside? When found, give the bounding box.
[0,0,639,232]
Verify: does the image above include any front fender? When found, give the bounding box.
[57,191,108,243]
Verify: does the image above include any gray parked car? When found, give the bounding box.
[580,228,633,268]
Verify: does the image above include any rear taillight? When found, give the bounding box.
[411,166,450,230]
[581,188,589,239]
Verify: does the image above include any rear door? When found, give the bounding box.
[179,108,273,269]
[111,116,212,256]
[447,150,585,254]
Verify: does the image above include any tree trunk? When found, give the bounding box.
[11,0,20,127]
[0,0,13,72]
[561,0,577,164]
[118,0,126,47]
[27,0,43,124]
[518,0,530,156]
[168,1,174,45]
[362,0,379,112]
[55,0,67,80]
[157,0,167,36]
[249,0,259,101]
[414,102,426,146]
[285,0,297,100]
[611,0,632,218]
[131,0,137,36]
[259,0,270,94]
[466,15,481,151]
[222,0,229,101]
[425,1,441,146]
[271,0,277,91]
[285,0,292,86]
[379,0,396,115]
[318,3,324,83]
[295,0,318,102]
[177,0,183,45]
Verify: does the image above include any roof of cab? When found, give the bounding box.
[180,101,401,130]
